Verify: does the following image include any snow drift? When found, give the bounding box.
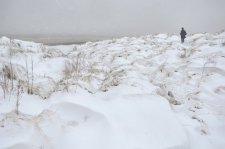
[0,32,225,149]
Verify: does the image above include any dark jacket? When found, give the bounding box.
[180,29,187,38]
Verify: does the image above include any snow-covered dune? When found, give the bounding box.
[0,32,225,149]
[0,91,188,149]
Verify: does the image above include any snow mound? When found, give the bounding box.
[0,94,189,149]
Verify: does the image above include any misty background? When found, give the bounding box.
[0,0,225,44]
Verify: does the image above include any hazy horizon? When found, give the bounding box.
[1,0,225,43]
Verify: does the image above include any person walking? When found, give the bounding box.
[180,27,187,43]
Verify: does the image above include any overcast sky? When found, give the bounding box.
[0,0,225,42]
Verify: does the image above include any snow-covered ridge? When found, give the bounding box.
[0,32,225,149]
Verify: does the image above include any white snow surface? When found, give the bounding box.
[0,32,225,149]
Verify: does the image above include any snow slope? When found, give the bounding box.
[0,32,225,149]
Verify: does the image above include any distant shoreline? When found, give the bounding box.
[1,30,224,45]
[0,34,115,45]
